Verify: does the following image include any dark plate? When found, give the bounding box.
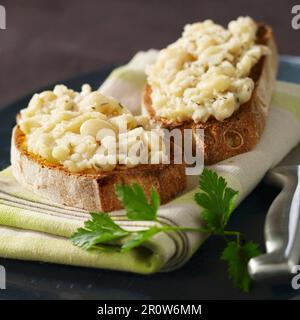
[0,56,299,300]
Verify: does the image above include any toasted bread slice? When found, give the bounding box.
[11,126,186,212]
[143,24,278,164]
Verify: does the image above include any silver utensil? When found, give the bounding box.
[249,144,300,280]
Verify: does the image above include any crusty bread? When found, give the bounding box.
[143,24,278,164]
[11,126,186,212]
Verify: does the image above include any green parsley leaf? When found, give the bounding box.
[221,241,261,292]
[150,188,160,214]
[70,212,129,250]
[115,184,159,221]
[121,226,161,252]
[194,168,238,233]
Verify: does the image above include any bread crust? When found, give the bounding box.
[143,24,278,164]
[11,126,186,212]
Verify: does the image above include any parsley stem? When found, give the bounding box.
[223,230,241,246]
[160,226,209,233]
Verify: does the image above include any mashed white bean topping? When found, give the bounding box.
[18,84,165,172]
[146,16,270,123]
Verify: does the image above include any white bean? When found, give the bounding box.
[96,128,116,142]
[80,118,115,137]
[52,145,70,161]
[109,114,137,132]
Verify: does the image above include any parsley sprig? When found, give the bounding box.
[194,169,261,292]
[71,183,202,253]
[71,169,261,292]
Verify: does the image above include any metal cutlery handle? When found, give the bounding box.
[249,166,300,280]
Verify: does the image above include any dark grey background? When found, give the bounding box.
[0,0,299,108]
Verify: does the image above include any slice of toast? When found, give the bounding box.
[143,24,278,164]
[11,126,186,212]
